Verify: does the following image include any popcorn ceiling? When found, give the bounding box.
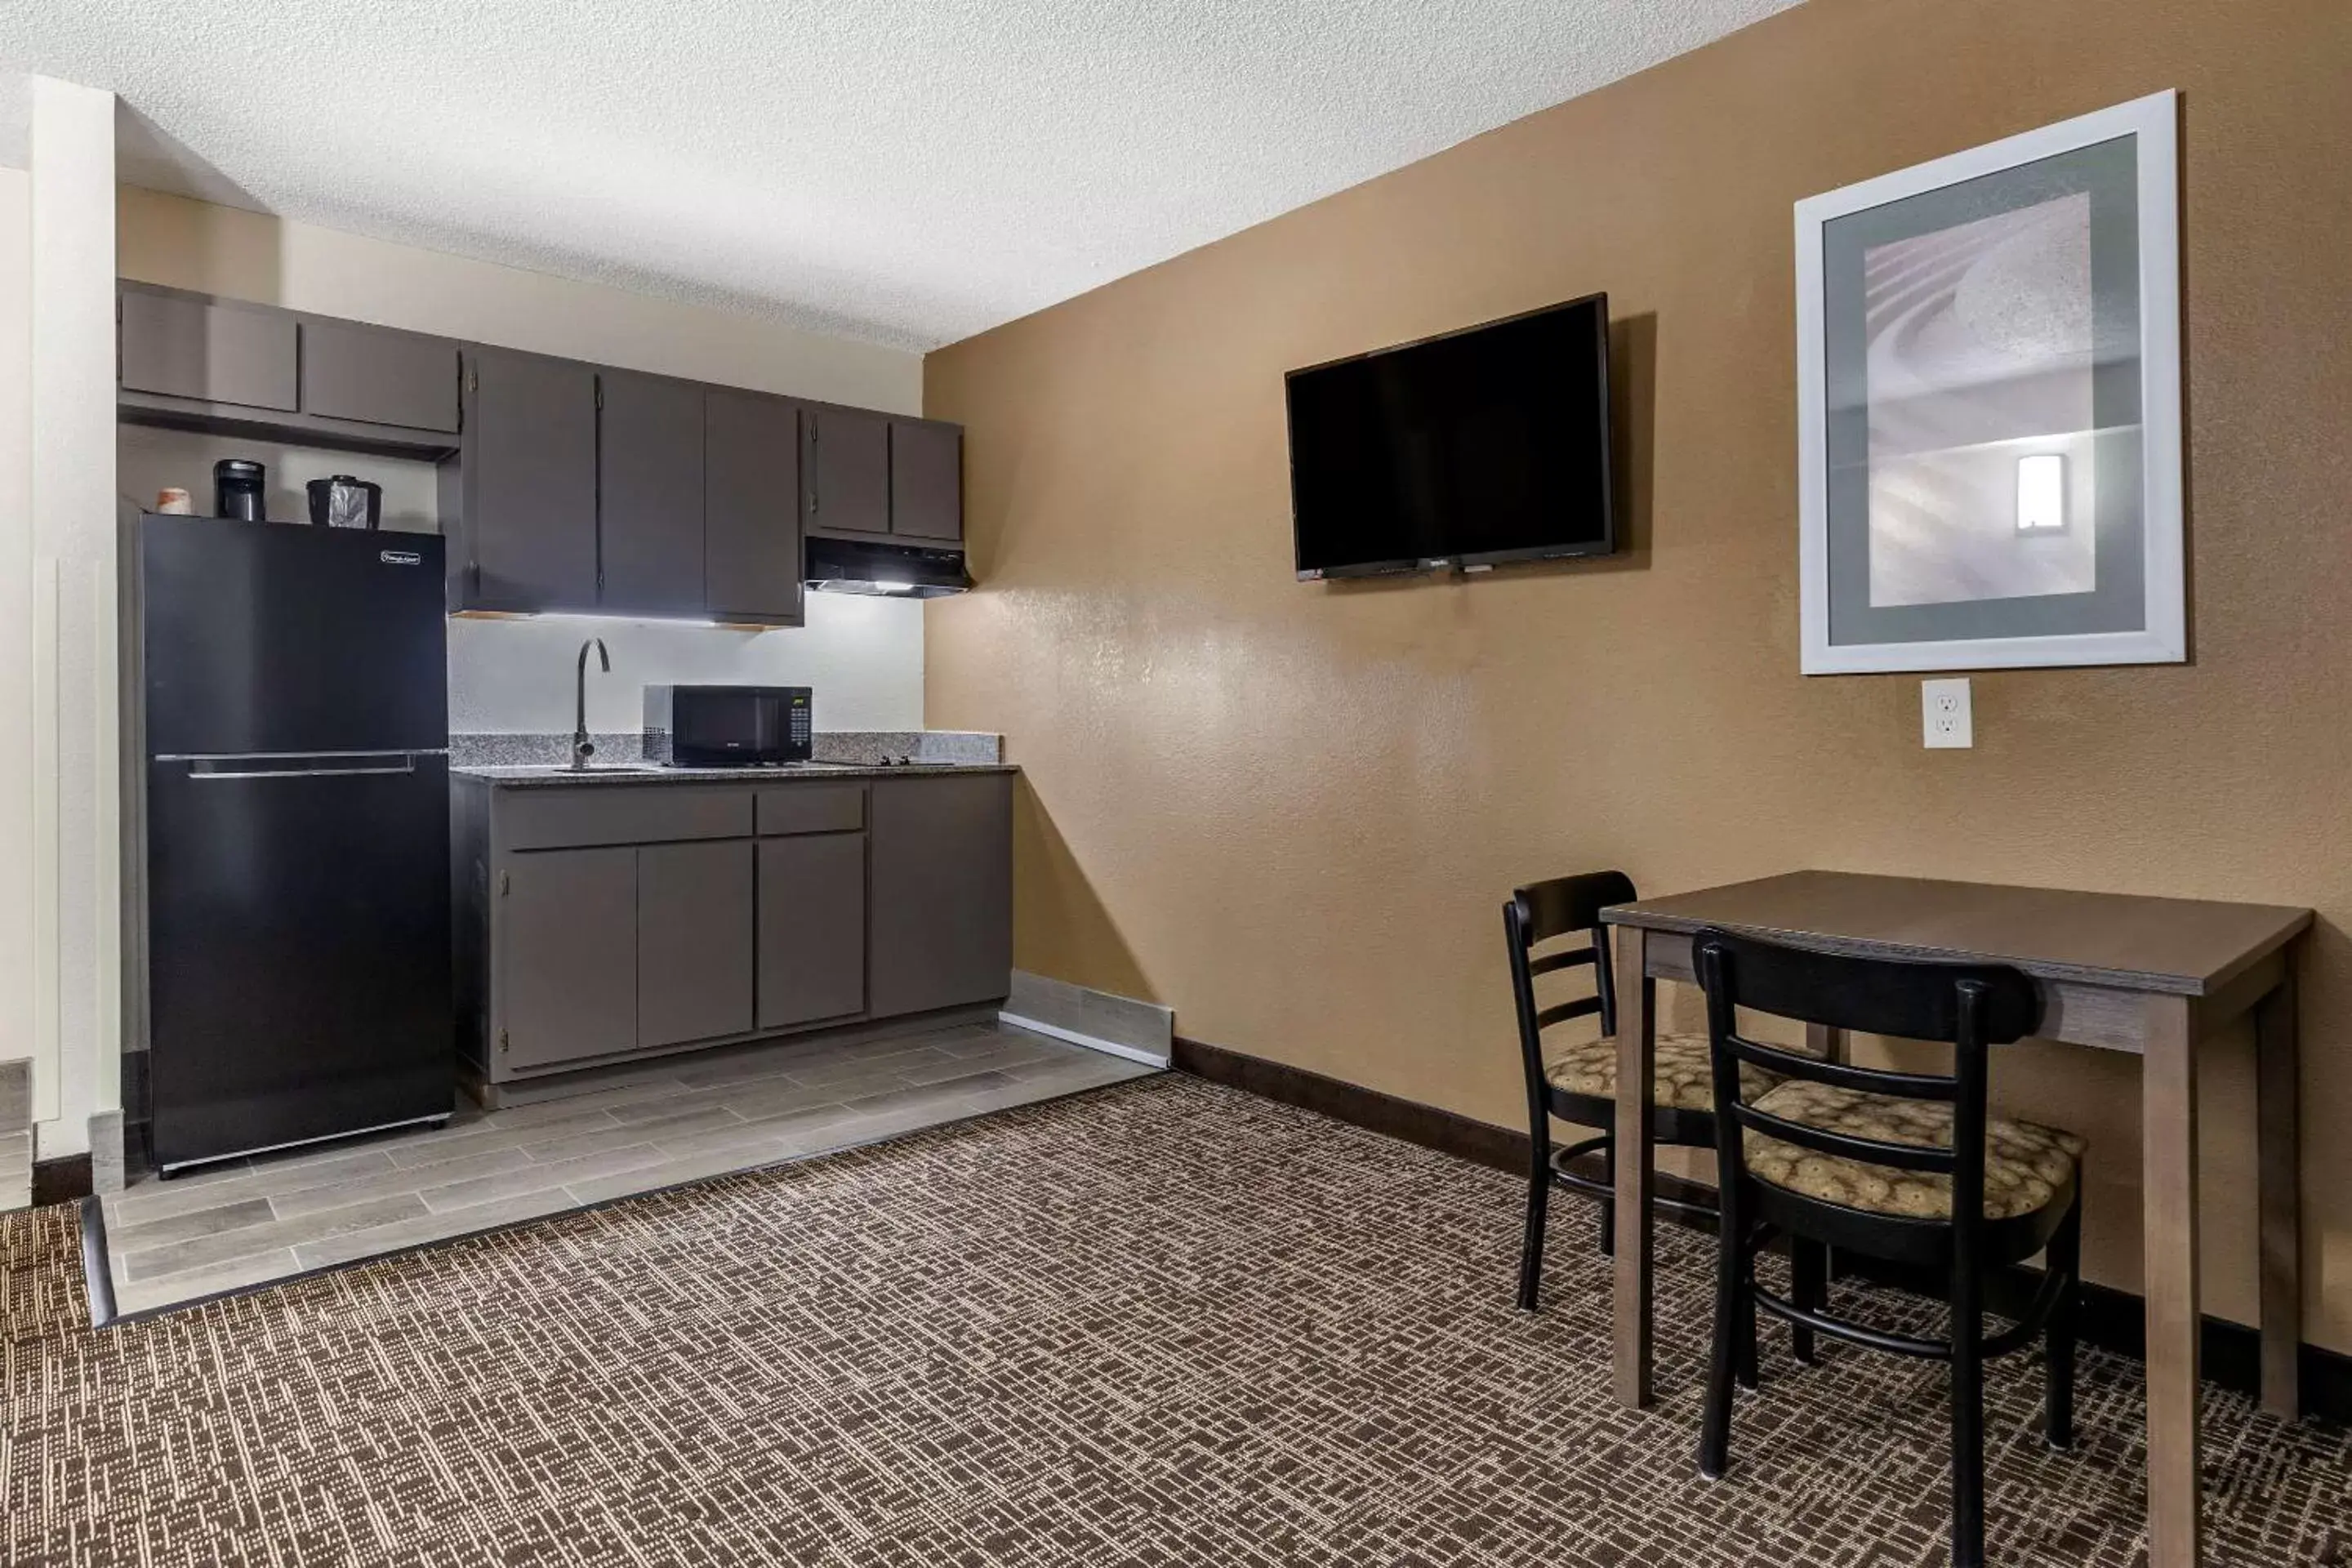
[0,1,1797,350]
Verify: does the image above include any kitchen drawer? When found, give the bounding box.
[498,785,751,850]
[755,782,866,836]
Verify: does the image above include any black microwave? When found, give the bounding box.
[642,685,813,767]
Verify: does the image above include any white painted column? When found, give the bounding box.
[26,77,120,1168]
[0,163,33,1204]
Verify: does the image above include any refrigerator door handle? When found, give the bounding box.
[167,751,436,781]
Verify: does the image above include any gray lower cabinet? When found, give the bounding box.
[639,840,755,1046]
[869,773,1013,1018]
[499,846,639,1070]
[460,772,1010,1086]
[758,832,867,1028]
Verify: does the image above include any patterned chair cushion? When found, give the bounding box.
[1543,1032,1792,1115]
[1743,1079,2086,1221]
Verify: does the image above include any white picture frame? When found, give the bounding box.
[1795,91,2183,675]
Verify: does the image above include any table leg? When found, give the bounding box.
[2142,994,2202,1568]
[1612,924,1655,1409]
[2256,960,2302,1419]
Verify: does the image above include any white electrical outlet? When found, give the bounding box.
[1922,678,1973,749]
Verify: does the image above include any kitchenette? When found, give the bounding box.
[451,702,1013,1109]
[114,276,1024,1182]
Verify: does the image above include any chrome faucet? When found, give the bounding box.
[572,637,610,768]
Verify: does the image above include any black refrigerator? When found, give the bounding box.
[136,514,454,1173]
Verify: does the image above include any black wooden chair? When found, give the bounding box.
[1690,928,2086,1568]
[1506,872,1801,1316]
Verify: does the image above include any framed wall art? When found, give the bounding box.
[1795,90,2183,674]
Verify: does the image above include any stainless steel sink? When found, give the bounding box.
[470,762,667,777]
[468,760,880,778]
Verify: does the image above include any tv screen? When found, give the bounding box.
[1285,294,1614,578]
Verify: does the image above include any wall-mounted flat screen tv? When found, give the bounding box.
[1285,293,1614,579]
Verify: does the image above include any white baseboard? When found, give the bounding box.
[998,1013,1169,1068]
[998,969,1173,1067]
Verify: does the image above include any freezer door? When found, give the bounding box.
[146,751,454,1169]
[140,514,448,757]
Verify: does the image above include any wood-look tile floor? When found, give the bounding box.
[97,1022,1156,1319]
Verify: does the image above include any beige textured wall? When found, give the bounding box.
[924,0,2352,1349]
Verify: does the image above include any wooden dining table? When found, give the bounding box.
[1600,870,2311,1568]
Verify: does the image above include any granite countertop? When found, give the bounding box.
[448,728,1010,786]
[453,760,1018,787]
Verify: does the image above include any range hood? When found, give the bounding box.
[804,535,971,598]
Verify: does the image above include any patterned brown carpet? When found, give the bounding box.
[3,1074,2347,1566]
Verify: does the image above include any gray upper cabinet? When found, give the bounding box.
[889,421,964,541]
[704,390,803,626]
[118,283,463,457]
[500,846,639,1070]
[869,773,1013,1018]
[804,408,964,542]
[598,372,707,616]
[804,407,891,536]
[116,282,965,608]
[639,839,755,1048]
[119,289,298,412]
[458,349,599,612]
[301,319,461,433]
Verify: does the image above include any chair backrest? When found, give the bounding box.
[1690,927,2042,1236]
[1504,871,1635,1108]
